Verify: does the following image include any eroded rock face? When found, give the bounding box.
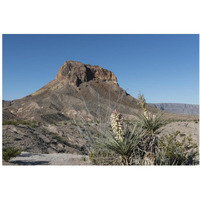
[56,60,117,86]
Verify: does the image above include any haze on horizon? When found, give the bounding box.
[3,34,199,105]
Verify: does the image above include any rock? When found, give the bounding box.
[56,60,117,86]
[38,134,50,144]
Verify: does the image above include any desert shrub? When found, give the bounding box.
[52,133,67,144]
[29,124,37,128]
[89,150,120,165]
[156,131,198,165]
[81,157,86,162]
[41,113,70,123]
[70,121,77,126]
[51,121,57,125]
[3,147,22,162]
[3,120,40,128]
[3,120,18,125]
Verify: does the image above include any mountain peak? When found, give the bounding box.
[56,60,117,86]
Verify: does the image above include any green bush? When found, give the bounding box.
[156,131,198,165]
[3,120,18,125]
[52,134,67,144]
[89,150,120,165]
[3,120,40,128]
[3,147,22,162]
[81,157,86,162]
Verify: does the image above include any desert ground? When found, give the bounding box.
[4,121,199,165]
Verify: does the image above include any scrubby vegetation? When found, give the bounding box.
[87,94,199,165]
[156,131,198,165]
[3,120,40,128]
[3,147,22,162]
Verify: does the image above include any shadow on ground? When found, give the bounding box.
[10,160,50,165]
[17,152,34,158]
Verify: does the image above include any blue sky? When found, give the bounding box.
[3,34,199,104]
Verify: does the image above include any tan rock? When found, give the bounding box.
[56,60,117,86]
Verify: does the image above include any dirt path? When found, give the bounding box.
[7,152,91,165]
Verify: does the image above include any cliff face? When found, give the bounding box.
[56,60,117,86]
[149,103,199,115]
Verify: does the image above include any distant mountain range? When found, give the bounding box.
[149,103,199,115]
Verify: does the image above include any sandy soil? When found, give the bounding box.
[159,121,199,144]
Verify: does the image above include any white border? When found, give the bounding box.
[0,1,200,200]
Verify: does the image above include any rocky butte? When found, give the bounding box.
[56,60,118,86]
[3,60,143,122]
[3,60,198,123]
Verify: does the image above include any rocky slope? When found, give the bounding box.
[150,103,199,115]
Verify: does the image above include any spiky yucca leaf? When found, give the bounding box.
[94,125,145,165]
[135,112,166,134]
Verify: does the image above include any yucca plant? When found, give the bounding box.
[137,93,147,112]
[94,125,145,165]
[134,94,167,156]
[136,93,166,134]
[135,112,166,135]
[133,112,168,160]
